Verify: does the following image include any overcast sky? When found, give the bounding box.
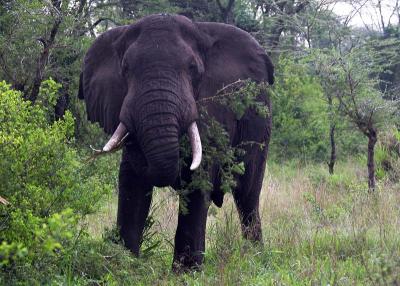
[332,1,398,30]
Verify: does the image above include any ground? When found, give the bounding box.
[86,159,400,285]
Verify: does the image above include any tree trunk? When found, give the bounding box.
[120,0,136,18]
[55,91,69,120]
[327,124,336,174]
[367,129,378,191]
[216,0,235,24]
[268,18,284,50]
[28,11,61,102]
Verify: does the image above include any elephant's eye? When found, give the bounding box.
[189,62,201,84]
[121,61,129,76]
[189,63,197,75]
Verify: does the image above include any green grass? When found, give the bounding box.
[3,159,398,285]
[75,160,400,285]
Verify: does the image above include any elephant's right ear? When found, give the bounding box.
[78,25,140,134]
[195,22,274,103]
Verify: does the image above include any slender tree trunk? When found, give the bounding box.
[216,0,235,24]
[28,7,61,102]
[327,124,336,174]
[268,18,284,50]
[367,129,378,191]
[55,89,69,120]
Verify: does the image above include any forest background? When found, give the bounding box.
[1,0,400,284]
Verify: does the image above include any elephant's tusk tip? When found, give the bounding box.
[102,140,115,152]
[188,122,202,171]
[102,145,112,152]
[102,123,128,153]
[190,161,201,171]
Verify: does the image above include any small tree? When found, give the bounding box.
[311,49,344,174]
[314,44,399,190]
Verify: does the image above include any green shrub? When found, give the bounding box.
[36,78,62,122]
[308,164,355,191]
[0,81,114,284]
[376,129,400,181]
[270,57,329,161]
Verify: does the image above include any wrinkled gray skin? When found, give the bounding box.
[79,14,274,272]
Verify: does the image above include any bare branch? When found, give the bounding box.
[0,196,9,205]
[377,0,386,32]
[79,17,121,36]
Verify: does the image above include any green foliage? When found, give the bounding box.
[375,130,400,181]
[36,78,62,121]
[199,79,270,120]
[0,0,44,84]
[0,82,114,283]
[270,57,329,161]
[198,111,245,192]
[234,0,260,32]
[375,143,389,180]
[179,80,269,201]
[179,111,246,203]
[0,241,28,268]
[312,45,398,133]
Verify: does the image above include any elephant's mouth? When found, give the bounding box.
[102,121,202,174]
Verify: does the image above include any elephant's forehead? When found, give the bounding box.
[141,14,177,32]
[135,14,198,46]
[138,16,180,44]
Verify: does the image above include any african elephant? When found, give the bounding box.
[78,14,274,271]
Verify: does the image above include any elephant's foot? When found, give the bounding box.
[240,211,263,243]
[172,249,204,273]
[242,225,263,244]
[172,189,209,273]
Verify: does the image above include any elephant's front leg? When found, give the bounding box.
[233,109,271,243]
[117,154,153,255]
[232,142,267,242]
[173,189,210,272]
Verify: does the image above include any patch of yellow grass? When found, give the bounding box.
[88,160,400,250]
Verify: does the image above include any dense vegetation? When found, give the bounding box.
[1,0,399,284]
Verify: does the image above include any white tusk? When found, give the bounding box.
[188,121,202,171]
[103,123,128,152]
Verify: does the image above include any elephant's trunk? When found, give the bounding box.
[133,90,180,186]
[104,88,202,187]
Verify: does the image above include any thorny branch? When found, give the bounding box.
[196,79,246,103]
[196,79,269,104]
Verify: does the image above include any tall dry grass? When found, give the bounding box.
[86,159,400,284]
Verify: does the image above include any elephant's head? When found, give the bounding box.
[79,14,274,187]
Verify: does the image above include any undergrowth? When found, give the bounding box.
[1,81,399,284]
[3,160,394,285]
[2,159,399,285]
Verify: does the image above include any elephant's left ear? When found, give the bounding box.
[78,24,140,135]
[196,22,274,100]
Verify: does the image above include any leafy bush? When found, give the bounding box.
[270,57,329,161]
[36,78,62,122]
[376,129,400,181]
[308,165,355,191]
[271,56,366,163]
[0,81,114,283]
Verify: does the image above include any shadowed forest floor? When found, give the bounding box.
[85,160,400,285]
